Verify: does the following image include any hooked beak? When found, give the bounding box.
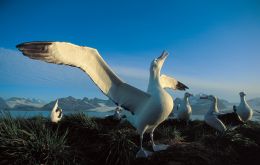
[189,93,194,97]
[157,50,169,61]
[155,50,169,67]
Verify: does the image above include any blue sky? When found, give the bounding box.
[0,0,259,102]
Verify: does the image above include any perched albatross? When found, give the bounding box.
[176,92,193,125]
[50,100,63,123]
[234,92,253,122]
[200,95,227,133]
[16,41,188,158]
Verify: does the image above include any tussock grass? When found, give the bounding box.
[155,126,184,142]
[61,112,98,130]
[100,129,138,165]
[0,111,259,165]
[0,112,74,165]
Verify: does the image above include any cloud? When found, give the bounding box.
[112,66,149,80]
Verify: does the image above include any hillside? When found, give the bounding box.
[6,97,45,109]
[1,95,260,114]
[41,96,115,111]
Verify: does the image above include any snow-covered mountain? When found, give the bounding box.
[1,95,259,114]
[6,97,46,109]
[40,96,115,111]
[0,97,9,110]
[247,97,260,110]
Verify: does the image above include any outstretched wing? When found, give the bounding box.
[160,74,188,90]
[16,42,150,113]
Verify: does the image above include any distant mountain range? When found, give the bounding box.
[0,95,260,115]
[0,96,116,111]
[40,96,115,111]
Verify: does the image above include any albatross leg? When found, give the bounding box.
[136,130,153,158]
[150,129,169,152]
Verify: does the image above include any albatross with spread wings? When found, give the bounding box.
[16,41,188,158]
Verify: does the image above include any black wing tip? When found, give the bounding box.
[16,43,25,49]
[16,41,54,49]
[177,82,189,91]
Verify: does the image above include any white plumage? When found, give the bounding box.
[176,92,193,124]
[235,92,253,122]
[16,41,188,157]
[200,95,226,133]
[50,100,63,123]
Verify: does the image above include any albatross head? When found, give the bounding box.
[239,92,246,97]
[150,50,169,77]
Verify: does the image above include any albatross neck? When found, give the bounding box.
[184,96,190,105]
[240,96,247,105]
[209,99,219,114]
[147,70,161,93]
[240,96,246,103]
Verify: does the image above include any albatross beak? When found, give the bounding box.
[158,50,169,60]
[157,50,169,66]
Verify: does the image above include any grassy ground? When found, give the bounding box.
[0,112,259,165]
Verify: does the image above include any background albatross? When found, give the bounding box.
[50,100,63,123]
[16,41,188,158]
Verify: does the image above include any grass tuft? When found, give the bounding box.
[155,126,184,142]
[0,112,75,164]
[101,129,138,165]
[61,112,99,130]
[0,111,260,165]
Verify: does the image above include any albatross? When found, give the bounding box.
[176,92,193,125]
[200,95,227,133]
[234,92,253,122]
[50,100,63,123]
[16,41,188,158]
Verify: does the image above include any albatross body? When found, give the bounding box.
[200,95,227,133]
[176,92,193,124]
[235,92,253,122]
[16,41,188,157]
[50,100,63,123]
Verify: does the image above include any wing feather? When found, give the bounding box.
[16,41,150,113]
[160,74,188,90]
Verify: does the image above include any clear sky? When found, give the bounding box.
[0,0,259,102]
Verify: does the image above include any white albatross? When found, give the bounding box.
[234,92,253,122]
[176,92,193,124]
[200,95,227,133]
[50,100,63,123]
[16,41,188,158]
